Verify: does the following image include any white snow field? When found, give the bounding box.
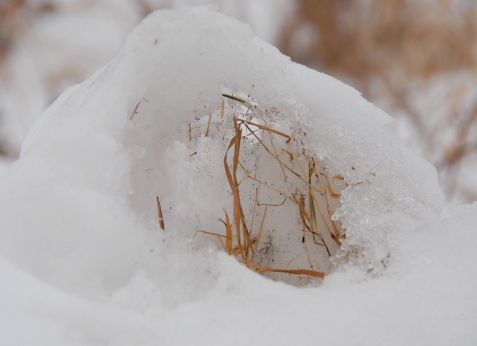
[0,7,476,345]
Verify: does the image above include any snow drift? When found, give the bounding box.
[0,7,475,345]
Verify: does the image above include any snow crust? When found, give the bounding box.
[0,7,475,345]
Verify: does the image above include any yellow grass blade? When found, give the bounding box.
[223,209,233,253]
[326,184,341,198]
[251,206,268,262]
[298,194,314,269]
[222,93,246,103]
[245,263,325,278]
[156,197,165,230]
[224,122,246,262]
[205,114,212,137]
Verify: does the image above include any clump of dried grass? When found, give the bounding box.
[189,94,347,281]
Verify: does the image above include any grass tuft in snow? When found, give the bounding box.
[191,93,350,284]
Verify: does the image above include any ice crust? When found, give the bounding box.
[0,7,474,345]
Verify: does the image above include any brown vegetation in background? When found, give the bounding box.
[0,0,25,65]
[279,0,477,202]
[0,0,57,64]
[0,0,58,156]
[281,0,477,79]
[0,0,23,155]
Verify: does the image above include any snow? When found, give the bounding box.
[0,0,292,157]
[0,0,142,156]
[0,7,475,345]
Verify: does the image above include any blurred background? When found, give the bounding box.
[1,0,476,203]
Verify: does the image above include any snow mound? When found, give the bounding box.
[1,7,474,345]
[0,6,445,290]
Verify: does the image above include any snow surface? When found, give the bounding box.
[0,0,141,156]
[0,0,292,157]
[0,7,476,345]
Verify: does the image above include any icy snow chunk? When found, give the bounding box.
[0,6,445,295]
[120,7,445,276]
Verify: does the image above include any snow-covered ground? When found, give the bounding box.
[0,7,476,345]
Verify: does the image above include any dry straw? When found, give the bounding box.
[192,94,347,280]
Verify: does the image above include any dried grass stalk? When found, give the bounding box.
[156,197,165,230]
